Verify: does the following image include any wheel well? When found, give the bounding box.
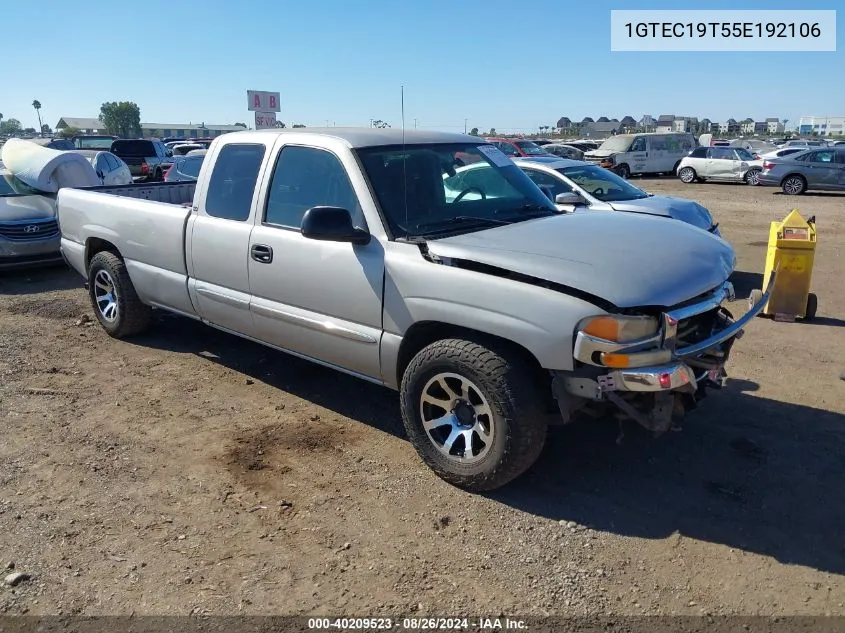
[396,321,550,394]
[86,238,121,267]
[780,173,806,186]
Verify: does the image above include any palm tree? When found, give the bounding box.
[32,100,43,135]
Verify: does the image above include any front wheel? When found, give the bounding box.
[400,338,548,492]
[614,164,630,179]
[678,166,696,183]
[88,251,152,338]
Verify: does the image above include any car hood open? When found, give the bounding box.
[426,212,735,309]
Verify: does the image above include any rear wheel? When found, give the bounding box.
[88,251,152,338]
[744,168,761,185]
[400,338,547,492]
[748,288,764,315]
[782,175,806,195]
[678,166,696,183]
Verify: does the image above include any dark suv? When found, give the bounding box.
[110,139,172,181]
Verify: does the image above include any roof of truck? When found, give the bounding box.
[224,127,482,148]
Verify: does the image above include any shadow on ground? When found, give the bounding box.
[131,313,845,576]
[728,270,763,300]
[0,264,80,296]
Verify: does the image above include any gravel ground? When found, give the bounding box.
[0,178,843,617]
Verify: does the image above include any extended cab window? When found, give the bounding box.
[264,146,361,229]
[204,143,266,221]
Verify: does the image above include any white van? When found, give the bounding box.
[584,132,697,178]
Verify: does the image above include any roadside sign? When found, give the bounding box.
[247,90,281,112]
[254,111,277,129]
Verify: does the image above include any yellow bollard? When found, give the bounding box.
[749,209,817,321]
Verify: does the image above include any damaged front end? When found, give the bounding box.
[554,274,776,435]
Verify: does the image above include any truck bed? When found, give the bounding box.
[57,182,198,317]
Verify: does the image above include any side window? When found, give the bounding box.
[650,136,667,151]
[95,155,108,173]
[264,146,362,230]
[630,137,646,152]
[495,142,519,157]
[810,150,835,163]
[204,143,266,221]
[522,169,573,197]
[105,154,120,170]
[690,147,707,158]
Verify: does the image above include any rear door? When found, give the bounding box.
[187,141,268,335]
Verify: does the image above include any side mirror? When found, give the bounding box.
[301,206,371,245]
[555,191,584,205]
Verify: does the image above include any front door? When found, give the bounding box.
[247,144,384,379]
[189,142,268,336]
[705,147,736,180]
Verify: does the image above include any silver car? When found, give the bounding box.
[70,150,133,186]
[757,147,845,194]
[512,157,720,234]
[541,144,584,160]
[0,166,62,270]
[677,146,764,185]
[164,155,204,182]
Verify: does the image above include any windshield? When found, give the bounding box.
[0,171,42,196]
[735,148,755,161]
[596,136,633,153]
[559,164,649,202]
[356,143,557,238]
[515,141,547,156]
[177,157,203,178]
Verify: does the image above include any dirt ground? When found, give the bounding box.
[1,179,843,618]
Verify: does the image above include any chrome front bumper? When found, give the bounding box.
[570,272,776,395]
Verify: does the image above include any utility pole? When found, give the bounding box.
[414,118,417,128]
[464,118,467,134]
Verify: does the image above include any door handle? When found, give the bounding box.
[250,244,273,263]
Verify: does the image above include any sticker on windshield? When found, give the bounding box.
[477,144,512,167]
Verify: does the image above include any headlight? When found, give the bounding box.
[577,314,659,343]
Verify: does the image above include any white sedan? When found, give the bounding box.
[676,147,764,185]
[70,150,133,186]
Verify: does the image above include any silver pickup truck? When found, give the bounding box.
[57,129,772,491]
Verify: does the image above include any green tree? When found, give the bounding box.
[292,123,306,128]
[0,118,22,135]
[41,124,52,135]
[234,122,248,128]
[23,127,37,135]
[469,127,479,136]
[371,120,390,128]
[99,101,142,138]
[56,126,82,139]
[32,100,43,133]
[489,127,496,135]
[273,121,286,128]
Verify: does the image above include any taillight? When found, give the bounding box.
[763,161,775,170]
[164,166,173,179]
[141,161,149,175]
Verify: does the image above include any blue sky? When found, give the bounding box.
[2,0,841,133]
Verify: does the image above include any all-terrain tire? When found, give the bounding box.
[88,251,152,338]
[400,337,548,492]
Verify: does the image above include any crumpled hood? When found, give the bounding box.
[608,195,714,231]
[427,212,736,309]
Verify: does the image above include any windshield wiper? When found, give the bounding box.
[414,216,515,233]
[493,203,558,218]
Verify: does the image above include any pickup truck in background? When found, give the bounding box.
[57,129,772,491]
[110,139,173,182]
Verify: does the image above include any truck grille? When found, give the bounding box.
[675,307,720,346]
[0,220,60,241]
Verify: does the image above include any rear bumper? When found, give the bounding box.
[756,173,780,186]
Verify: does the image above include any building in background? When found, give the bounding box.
[56,117,247,138]
[798,116,845,136]
[766,118,785,134]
